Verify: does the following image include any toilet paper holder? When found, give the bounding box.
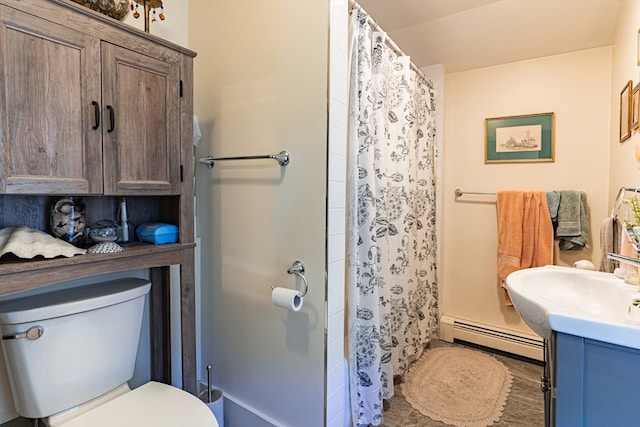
[271,260,309,297]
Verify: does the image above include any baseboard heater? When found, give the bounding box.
[440,315,544,361]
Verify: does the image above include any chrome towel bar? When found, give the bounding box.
[198,150,290,168]
[611,186,640,217]
[454,188,495,198]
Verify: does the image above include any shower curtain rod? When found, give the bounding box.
[349,0,429,83]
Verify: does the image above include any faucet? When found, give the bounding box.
[607,252,640,268]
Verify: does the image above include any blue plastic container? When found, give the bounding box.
[135,223,179,245]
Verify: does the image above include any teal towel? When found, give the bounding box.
[546,191,560,221]
[556,190,589,250]
[556,191,581,236]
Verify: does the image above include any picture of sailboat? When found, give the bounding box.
[496,124,542,152]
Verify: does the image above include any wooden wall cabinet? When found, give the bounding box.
[0,0,198,395]
[101,43,181,195]
[0,4,181,195]
[0,7,102,194]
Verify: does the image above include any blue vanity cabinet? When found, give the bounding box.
[555,332,640,426]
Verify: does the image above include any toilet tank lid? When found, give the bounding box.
[0,278,151,324]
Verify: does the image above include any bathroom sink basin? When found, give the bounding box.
[505,265,640,349]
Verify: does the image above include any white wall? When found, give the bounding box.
[326,1,349,426]
[123,1,189,48]
[441,47,612,338]
[189,1,329,425]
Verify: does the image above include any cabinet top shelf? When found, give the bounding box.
[0,242,195,297]
[47,0,197,58]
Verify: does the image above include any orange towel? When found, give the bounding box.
[497,191,524,285]
[497,191,554,305]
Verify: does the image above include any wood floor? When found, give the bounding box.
[377,339,546,427]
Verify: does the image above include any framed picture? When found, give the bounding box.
[485,112,555,163]
[633,83,640,131]
[621,80,632,142]
[637,28,640,66]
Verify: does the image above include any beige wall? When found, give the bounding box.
[442,47,612,335]
[609,0,640,198]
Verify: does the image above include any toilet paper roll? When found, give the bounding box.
[271,287,303,311]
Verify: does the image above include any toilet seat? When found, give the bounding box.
[55,382,219,427]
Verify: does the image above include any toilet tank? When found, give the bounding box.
[0,278,151,419]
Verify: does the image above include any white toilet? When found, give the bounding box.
[0,277,219,427]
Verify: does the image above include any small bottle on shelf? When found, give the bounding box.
[118,197,130,242]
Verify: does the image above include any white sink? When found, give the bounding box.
[505,265,640,349]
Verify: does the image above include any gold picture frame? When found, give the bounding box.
[485,112,555,163]
[620,80,632,143]
[633,83,640,131]
[637,28,640,65]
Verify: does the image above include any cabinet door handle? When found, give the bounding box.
[106,105,115,133]
[91,101,100,130]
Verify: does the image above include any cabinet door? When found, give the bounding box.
[0,6,103,194]
[101,43,181,195]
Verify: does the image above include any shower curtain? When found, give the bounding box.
[347,8,439,426]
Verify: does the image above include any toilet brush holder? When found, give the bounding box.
[200,364,224,427]
[199,388,224,427]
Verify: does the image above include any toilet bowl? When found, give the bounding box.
[0,277,218,427]
[48,382,217,427]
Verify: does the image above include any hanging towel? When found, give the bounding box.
[556,191,589,250]
[497,191,524,288]
[546,191,561,223]
[619,227,638,273]
[497,191,554,305]
[599,216,621,272]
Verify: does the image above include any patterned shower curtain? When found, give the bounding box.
[347,9,439,426]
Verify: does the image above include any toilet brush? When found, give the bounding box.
[202,363,223,426]
[207,364,212,403]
